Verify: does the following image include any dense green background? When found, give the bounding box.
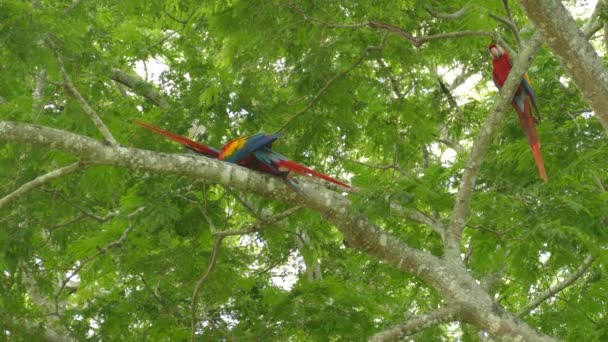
[1,0,607,340]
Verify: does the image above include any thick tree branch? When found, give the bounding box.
[111,69,170,109]
[519,0,608,131]
[369,306,461,341]
[47,40,119,146]
[517,255,595,317]
[445,32,544,260]
[0,162,82,209]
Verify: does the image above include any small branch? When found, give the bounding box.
[277,34,387,132]
[0,162,82,209]
[190,235,223,342]
[293,7,368,28]
[47,39,119,146]
[32,68,48,114]
[445,32,544,260]
[591,171,606,193]
[488,13,522,48]
[368,21,496,48]
[110,69,170,110]
[517,255,595,317]
[64,0,84,14]
[214,206,303,237]
[390,203,445,237]
[369,306,461,341]
[54,224,135,313]
[424,5,469,20]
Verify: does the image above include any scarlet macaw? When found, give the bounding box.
[133,120,351,189]
[488,43,548,183]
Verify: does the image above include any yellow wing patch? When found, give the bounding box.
[220,136,248,159]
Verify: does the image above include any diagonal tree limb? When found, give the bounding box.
[369,305,462,341]
[111,69,171,110]
[47,39,119,146]
[0,162,82,209]
[445,32,544,260]
[519,0,608,132]
[517,255,595,317]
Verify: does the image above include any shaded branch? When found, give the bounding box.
[0,162,82,209]
[424,5,469,20]
[390,203,445,237]
[215,206,303,237]
[47,39,119,146]
[369,306,461,341]
[54,223,136,313]
[445,32,544,260]
[488,12,522,48]
[111,69,170,109]
[190,235,222,342]
[517,255,595,317]
[278,33,387,132]
[368,21,496,48]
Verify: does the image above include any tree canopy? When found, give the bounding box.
[1,0,608,340]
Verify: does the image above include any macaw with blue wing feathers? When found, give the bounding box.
[489,43,548,183]
[219,133,351,189]
[133,120,351,189]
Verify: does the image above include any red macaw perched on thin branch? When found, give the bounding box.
[133,120,351,190]
[489,43,548,183]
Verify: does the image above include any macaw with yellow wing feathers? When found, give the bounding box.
[133,120,351,189]
[219,133,351,189]
[489,43,548,183]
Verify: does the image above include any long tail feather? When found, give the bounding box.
[513,100,548,183]
[275,159,350,188]
[133,120,220,158]
[530,143,548,183]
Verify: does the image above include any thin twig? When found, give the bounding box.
[0,162,82,209]
[368,21,496,47]
[190,235,223,342]
[517,255,595,317]
[489,13,522,48]
[215,206,303,237]
[369,306,461,341]
[47,39,119,146]
[277,34,387,132]
[424,5,469,20]
[54,224,135,313]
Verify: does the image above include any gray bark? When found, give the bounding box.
[519,0,608,131]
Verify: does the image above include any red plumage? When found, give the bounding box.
[133,120,220,158]
[275,159,351,188]
[489,44,548,183]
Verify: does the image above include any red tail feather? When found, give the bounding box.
[530,143,548,183]
[133,120,219,158]
[276,159,350,188]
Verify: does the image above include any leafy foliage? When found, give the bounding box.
[0,0,607,340]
